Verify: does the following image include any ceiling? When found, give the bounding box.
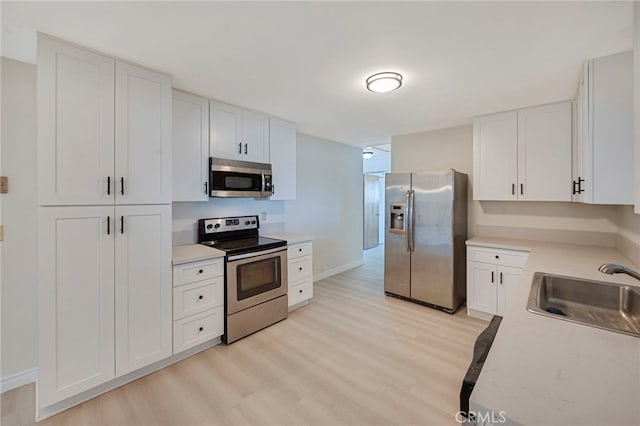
[1,1,634,147]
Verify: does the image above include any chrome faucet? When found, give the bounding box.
[598,263,640,281]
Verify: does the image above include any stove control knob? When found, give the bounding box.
[245,220,251,225]
[251,220,256,224]
[214,223,220,229]
[206,224,213,230]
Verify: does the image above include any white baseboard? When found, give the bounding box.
[1,367,38,393]
[313,259,364,282]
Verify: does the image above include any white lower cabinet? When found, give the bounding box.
[38,204,171,409]
[467,246,529,320]
[287,241,314,309]
[115,205,172,376]
[172,258,224,354]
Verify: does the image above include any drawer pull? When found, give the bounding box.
[198,269,203,274]
[298,248,302,252]
[198,326,204,332]
[495,255,499,259]
[198,295,204,300]
[299,267,303,271]
[299,289,303,294]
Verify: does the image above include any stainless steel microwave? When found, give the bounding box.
[209,157,273,198]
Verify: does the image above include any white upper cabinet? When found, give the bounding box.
[38,37,115,206]
[269,118,297,200]
[38,206,115,408]
[210,100,242,160]
[115,62,172,205]
[473,111,518,200]
[115,204,172,376]
[473,103,572,201]
[172,90,209,202]
[517,103,572,201]
[573,51,634,205]
[210,101,270,163]
[38,37,172,207]
[241,110,270,163]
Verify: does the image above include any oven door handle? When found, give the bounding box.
[227,247,287,262]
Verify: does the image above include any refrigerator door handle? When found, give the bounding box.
[405,190,411,252]
[408,189,415,252]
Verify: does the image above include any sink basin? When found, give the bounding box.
[527,272,640,338]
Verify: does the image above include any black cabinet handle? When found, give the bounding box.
[299,289,303,294]
[120,177,124,195]
[298,248,302,252]
[299,267,303,271]
[511,183,515,195]
[120,216,124,234]
[577,177,585,194]
[198,295,203,300]
[198,327,203,332]
[107,216,110,235]
[198,269,203,274]
[204,182,208,195]
[244,143,248,155]
[500,272,503,285]
[491,271,494,283]
[495,255,499,259]
[520,183,523,195]
[238,142,242,154]
[107,177,111,195]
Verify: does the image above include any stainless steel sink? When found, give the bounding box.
[527,272,640,338]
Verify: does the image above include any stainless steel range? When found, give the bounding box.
[198,215,288,344]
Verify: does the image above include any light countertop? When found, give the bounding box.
[467,236,640,425]
[172,244,225,266]
[263,232,315,245]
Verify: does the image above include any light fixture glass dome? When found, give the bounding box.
[366,72,403,93]
[362,150,374,160]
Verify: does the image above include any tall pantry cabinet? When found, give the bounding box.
[37,36,172,411]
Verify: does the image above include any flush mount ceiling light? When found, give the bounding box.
[366,72,403,93]
[362,150,374,160]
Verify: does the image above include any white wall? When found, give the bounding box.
[1,58,38,378]
[285,134,363,277]
[363,151,390,174]
[392,125,621,237]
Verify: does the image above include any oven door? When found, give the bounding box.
[226,248,288,315]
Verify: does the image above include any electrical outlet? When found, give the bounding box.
[0,176,7,194]
[261,212,267,221]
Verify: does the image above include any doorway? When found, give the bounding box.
[363,174,381,249]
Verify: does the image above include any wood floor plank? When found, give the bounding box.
[1,245,487,425]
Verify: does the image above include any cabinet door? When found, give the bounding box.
[242,110,270,163]
[517,102,572,201]
[467,261,497,315]
[37,37,114,206]
[115,205,172,376]
[210,101,242,160]
[172,90,209,202]
[496,266,522,317]
[38,206,115,408]
[472,112,518,200]
[269,118,297,200]
[115,62,172,205]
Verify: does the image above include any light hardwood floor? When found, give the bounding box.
[1,245,487,426]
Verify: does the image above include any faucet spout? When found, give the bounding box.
[598,263,640,281]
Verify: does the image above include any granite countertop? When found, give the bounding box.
[467,236,640,425]
[172,244,225,266]
[262,232,315,245]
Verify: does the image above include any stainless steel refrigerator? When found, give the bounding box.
[384,170,468,313]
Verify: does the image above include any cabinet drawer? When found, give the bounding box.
[173,258,224,287]
[289,278,313,307]
[173,277,224,320]
[173,307,223,354]
[468,246,528,268]
[289,256,312,282]
[288,242,312,260]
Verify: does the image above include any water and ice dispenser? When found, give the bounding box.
[389,203,406,234]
